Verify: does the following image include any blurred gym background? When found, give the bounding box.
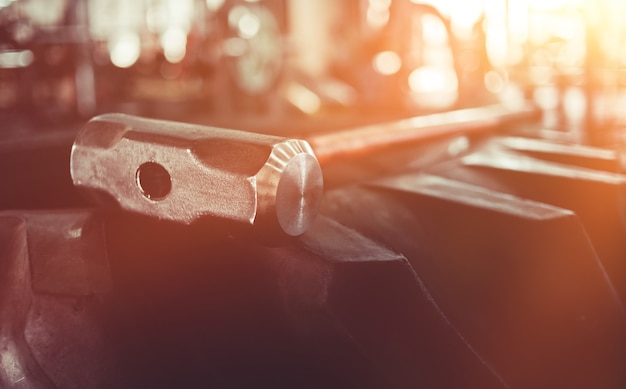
[1,0,625,143]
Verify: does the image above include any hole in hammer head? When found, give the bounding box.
[136,162,171,200]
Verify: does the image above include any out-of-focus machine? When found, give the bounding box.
[2,0,626,388]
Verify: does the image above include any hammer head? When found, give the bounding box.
[70,114,323,236]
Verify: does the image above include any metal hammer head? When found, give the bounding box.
[70,114,323,236]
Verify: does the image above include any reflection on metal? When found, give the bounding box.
[70,114,323,236]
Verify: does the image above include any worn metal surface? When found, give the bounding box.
[323,172,626,388]
[17,209,110,296]
[0,216,55,389]
[95,212,508,388]
[429,138,626,303]
[0,211,116,389]
[70,113,324,236]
